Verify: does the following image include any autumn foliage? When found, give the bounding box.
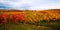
[0,13,7,30]
[9,13,26,24]
[0,10,60,24]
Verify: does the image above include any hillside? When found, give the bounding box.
[0,9,60,22]
[0,9,60,30]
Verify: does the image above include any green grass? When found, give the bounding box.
[0,24,5,30]
[6,23,52,30]
[37,22,60,30]
[6,21,60,30]
[1,20,60,30]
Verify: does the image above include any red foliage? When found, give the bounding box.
[0,13,26,25]
[0,14,7,30]
[9,13,26,24]
[0,14,7,23]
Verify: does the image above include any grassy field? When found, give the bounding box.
[0,21,60,30]
[6,23,52,30]
[6,21,60,30]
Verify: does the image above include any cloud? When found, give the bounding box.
[0,0,60,10]
[0,0,34,10]
[0,3,11,9]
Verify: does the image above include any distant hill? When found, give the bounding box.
[0,9,60,11]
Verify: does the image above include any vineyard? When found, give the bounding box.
[0,9,60,30]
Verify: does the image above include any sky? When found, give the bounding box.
[0,0,60,10]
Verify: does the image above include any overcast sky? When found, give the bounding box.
[0,0,60,10]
